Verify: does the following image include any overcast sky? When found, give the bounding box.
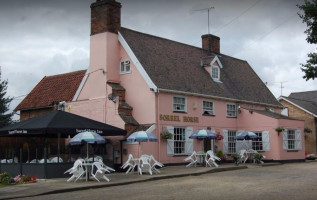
[0,0,316,120]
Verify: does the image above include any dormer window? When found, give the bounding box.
[211,66,220,81]
[120,60,131,74]
[201,55,223,82]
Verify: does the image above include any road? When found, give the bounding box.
[19,162,317,200]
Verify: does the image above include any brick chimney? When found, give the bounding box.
[201,34,220,54]
[90,0,122,35]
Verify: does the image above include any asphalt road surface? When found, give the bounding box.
[19,162,317,200]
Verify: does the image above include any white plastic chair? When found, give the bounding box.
[98,159,115,173]
[205,150,221,167]
[65,159,85,182]
[149,155,164,174]
[238,149,248,164]
[30,159,39,163]
[184,151,197,167]
[138,156,152,175]
[50,157,63,163]
[91,161,111,182]
[87,156,102,163]
[121,154,138,174]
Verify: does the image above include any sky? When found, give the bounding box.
[0,0,316,120]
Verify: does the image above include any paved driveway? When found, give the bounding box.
[19,162,317,200]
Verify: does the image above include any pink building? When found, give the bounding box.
[16,0,305,166]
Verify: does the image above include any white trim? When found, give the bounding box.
[72,69,89,101]
[202,99,215,115]
[173,95,187,112]
[159,88,282,108]
[278,96,317,118]
[118,32,158,92]
[211,56,223,69]
[119,60,131,74]
[226,103,237,117]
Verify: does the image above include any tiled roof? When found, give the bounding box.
[289,91,317,103]
[15,70,86,111]
[283,95,317,116]
[120,28,281,107]
[253,109,299,120]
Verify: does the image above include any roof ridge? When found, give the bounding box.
[121,27,204,51]
[286,96,316,104]
[45,69,87,78]
[290,90,317,95]
[121,27,250,63]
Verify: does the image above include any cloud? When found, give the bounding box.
[0,0,316,120]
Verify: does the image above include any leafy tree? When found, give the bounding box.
[297,0,317,80]
[0,69,13,128]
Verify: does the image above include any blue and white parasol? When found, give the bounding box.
[127,131,158,142]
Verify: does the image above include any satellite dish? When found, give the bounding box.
[108,93,118,102]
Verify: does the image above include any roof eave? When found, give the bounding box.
[278,96,317,118]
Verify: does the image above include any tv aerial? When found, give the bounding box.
[195,6,215,34]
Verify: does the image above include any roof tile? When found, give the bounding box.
[15,70,86,111]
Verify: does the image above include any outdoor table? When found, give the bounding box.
[246,149,257,163]
[82,162,93,181]
[196,152,206,166]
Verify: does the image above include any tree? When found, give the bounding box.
[297,0,317,80]
[0,68,13,128]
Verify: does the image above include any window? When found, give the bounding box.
[287,130,296,150]
[252,132,263,151]
[202,100,214,115]
[166,126,193,155]
[173,96,186,112]
[173,127,186,154]
[211,66,219,80]
[227,130,237,154]
[282,129,302,151]
[120,60,131,74]
[226,103,237,117]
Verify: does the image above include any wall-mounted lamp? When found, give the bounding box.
[238,105,241,113]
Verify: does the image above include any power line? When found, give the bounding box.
[214,0,262,34]
[190,0,262,46]
[234,13,297,56]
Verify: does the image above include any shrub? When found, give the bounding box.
[160,131,173,140]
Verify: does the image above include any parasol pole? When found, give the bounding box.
[87,143,89,160]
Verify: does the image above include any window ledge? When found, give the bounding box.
[173,111,187,114]
[287,150,299,152]
[226,116,237,118]
[170,154,188,157]
[202,114,215,117]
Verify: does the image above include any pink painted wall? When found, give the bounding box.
[118,46,156,124]
[78,32,120,100]
[237,108,305,160]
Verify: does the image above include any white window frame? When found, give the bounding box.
[173,96,187,112]
[226,103,237,117]
[202,100,214,115]
[167,126,193,155]
[223,130,237,154]
[252,131,263,151]
[120,60,131,74]
[283,129,302,151]
[211,65,220,81]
